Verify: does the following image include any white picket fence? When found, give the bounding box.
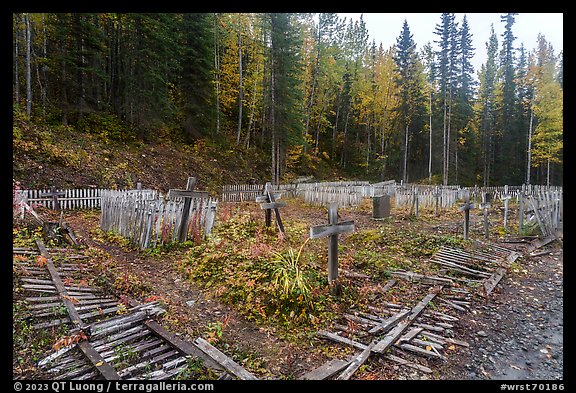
[100,190,218,249]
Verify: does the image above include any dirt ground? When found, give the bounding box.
[34,201,563,381]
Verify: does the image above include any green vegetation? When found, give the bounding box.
[178,211,342,338]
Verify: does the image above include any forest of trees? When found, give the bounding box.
[12,13,563,186]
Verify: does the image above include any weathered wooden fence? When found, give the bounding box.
[15,188,113,210]
[522,188,563,236]
[221,184,263,202]
[394,187,462,209]
[298,187,362,208]
[100,190,218,249]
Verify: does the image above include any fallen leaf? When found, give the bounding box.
[448,345,456,351]
[426,345,433,351]
[95,361,103,367]
[36,255,48,267]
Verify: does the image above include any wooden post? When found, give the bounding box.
[519,189,524,234]
[434,186,440,217]
[310,202,355,295]
[502,185,510,230]
[168,177,209,243]
[40,186,66,211]
[481,193,491,240]
[459,197,475,240]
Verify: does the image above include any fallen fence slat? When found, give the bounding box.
[336,341,376,380]
[194,337,258,380]
[383,354,432,374]
[299,358,352,380]
[372,292,438,354]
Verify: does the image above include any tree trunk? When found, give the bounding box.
[245,60,260,149]
[446,87,452,185]
[270,40,276,184]
[403,123,409,183]
[25,14,32,117]
[314,89,327,154]
[14,15,20,105]
[41,13,47,115]
[442,90,447,185]
[214,14,221,134]
[236,19,243,145]
[428,88,432,183]
[332,103,340,158]
[526,95,534,185]
[304,23,321,152]
[340,111,350,167]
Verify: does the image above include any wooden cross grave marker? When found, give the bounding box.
[40,186,66,211]
[309,202,355,295]
[168,177,209,242]
[255,182,286,237]
[480,192,492,240]
[459,195,476,240]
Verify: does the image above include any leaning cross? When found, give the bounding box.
[255,182,286,236]
[168,177,209,242]
[40,186,66,211]
[459,195,476,240]
[310,202,355,294]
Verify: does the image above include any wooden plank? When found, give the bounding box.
[310,221,355,239]
[409,338,443,351]
[194,337,258,380]
[384,354,432,374]
[480,267,507,298]
[526,235,557,253]
[259,201,287,210]
[381,278,397,293]
[143,320,224,373]
[373,292,437,354]
[77,341,121,380]
[391,271,454,286]
[299,359,352,380]
[336,341,376,380]
[35,240,84,328]
[368,309,410,335]
[397,343,445,360]
[438,297,468,312]
[420,330,470,348]
[398,327,423,343]
[343,313,381,327]
[316,330,367,351]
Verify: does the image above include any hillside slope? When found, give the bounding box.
[13,115,291,195]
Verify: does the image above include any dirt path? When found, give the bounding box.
[438,240,563,380]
